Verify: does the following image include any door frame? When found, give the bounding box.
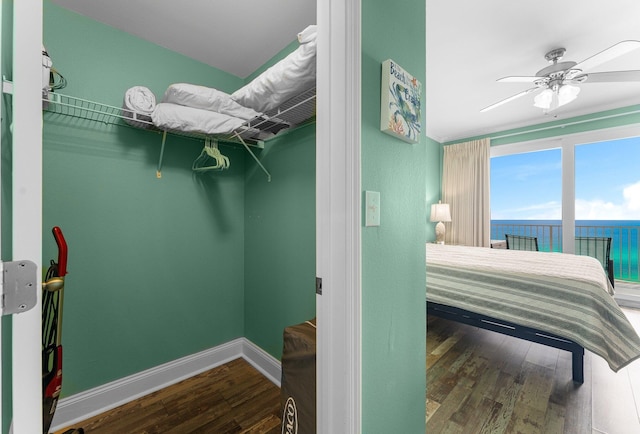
[4,0,44,433]
[316,0,362,433]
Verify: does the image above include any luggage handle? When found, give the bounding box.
[52,226,68,277]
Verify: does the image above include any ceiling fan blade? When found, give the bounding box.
[497,76,539,83]
[573,70,640,83]
[573,40,640,72]
[480,87,539,112]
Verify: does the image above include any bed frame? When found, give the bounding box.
[427,301,585,383]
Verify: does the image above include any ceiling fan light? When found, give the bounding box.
[558,84,581,106]
[533,89,553,109]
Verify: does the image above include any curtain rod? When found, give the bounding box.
[489,109,640,141]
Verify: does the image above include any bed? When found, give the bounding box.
[426,243,640,383]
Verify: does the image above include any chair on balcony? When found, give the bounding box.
[505,234,539,251]
[575,236,615,287]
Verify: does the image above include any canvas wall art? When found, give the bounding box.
[380,59,422,144]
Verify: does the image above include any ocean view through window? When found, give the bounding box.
[491,135,640,284]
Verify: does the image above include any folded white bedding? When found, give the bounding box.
[161,83,261,120]
[151,103,247,135]
[231,24,317,113]
[122,86,156,129]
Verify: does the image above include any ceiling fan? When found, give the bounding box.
[480,40,640,113]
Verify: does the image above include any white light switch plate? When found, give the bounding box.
[365,191,380,227]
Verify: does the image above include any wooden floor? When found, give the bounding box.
[54,308,640,434]
[53,358,282,434]
[427,307,640,434]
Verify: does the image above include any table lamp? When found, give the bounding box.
[430,201,451,244]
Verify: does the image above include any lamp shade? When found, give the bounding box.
[558,84,580,106]
[534,85,581,110]
[533,88,554,109]
[430,202,451,223]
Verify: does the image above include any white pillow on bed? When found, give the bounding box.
[161,83,261,120]
[231,25,317,114]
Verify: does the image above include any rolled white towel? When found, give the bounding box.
[162,83,261,120]
[122,86,156,129]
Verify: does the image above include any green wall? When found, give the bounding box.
[1,2,13,431]
[361,0,432,432]
[244,124,316,358]
[425,135,444,242]
[43,2,246,394]
[241,25,317,361]
[40,1,316,398]
[445,104,640,147]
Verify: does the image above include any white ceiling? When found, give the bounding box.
[50,0,317,79]
[426,0,640,142]
[52,0,640,143]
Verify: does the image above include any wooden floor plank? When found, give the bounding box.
[427,317,592,434]
[53,358,281,434]
[542,401,566,434]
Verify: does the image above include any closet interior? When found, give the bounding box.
[32,1,319,431]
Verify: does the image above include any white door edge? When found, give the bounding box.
[11,0,44,432]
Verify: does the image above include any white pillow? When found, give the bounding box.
[231,25,317,113]
[162,83,261,120]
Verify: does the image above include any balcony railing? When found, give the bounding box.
[491,222,640,282]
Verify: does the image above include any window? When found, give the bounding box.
[490,124,640,294]
[575,137,640,281]
[491,148,561,251]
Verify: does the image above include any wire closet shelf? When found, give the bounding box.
[41,92,270,146]
[41,87,317,180]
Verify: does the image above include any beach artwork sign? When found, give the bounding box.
[380,59,422,144]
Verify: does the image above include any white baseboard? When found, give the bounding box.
[242,339,282,387]
[50,338,281,432]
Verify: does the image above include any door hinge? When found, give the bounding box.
[316,277,322,295]
[2,78,13,95]
[1,260,38,316]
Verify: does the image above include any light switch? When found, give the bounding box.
[365,191,380,227]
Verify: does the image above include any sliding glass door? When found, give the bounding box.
[575,136,640,290]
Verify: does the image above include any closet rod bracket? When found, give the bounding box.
[233,132,271,182]
[157,131,167,178]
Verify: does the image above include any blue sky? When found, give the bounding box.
[491,136,640,220]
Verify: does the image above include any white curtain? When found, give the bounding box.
[441,138,490,247]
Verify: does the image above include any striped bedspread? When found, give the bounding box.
[426,244,640,372]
